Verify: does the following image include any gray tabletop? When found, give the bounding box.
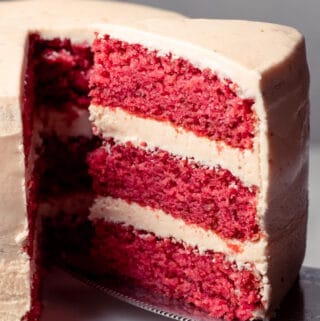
[305,144,320,268]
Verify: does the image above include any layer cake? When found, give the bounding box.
[0,1,309,320]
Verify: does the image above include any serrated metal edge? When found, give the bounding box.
[62,264,194,321]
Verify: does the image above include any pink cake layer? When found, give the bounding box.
[91,220,263,321]
[90,35,256,149]
[88,141,259,240]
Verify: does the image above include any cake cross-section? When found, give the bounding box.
[0,1,309,321]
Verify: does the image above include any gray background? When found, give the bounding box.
[110,0,320,143]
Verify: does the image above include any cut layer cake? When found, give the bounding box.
[0,1,309,320]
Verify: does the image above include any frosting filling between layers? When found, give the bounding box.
[35,108,92,139]
[90,105,260,186]
[89,196,267,272]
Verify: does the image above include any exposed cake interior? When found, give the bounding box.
[22,32,263,321]
[90,35,256,149]
[22,34,96,321]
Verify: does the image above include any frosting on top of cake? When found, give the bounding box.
[0,1,304,98]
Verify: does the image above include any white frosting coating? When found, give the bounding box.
[89,105,259,186]
[0,1,309,319]
[0,250,30,321]
[0,99,26,240]
[0,98,30,321]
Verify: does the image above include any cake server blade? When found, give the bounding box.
[60,264,320,321]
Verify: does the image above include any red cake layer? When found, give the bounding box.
[22,274,41,321]
[41,194,94,261]
[91,221,262,321]
[90,35,256,149]
[22,35,43,321]
[31,33,93,111]
[37,135,100,198]
[22,35,95,321]
[88,142,259,240]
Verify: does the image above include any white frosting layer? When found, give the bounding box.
[35,107,92,139]
[90,196,268,272]
[90,105,259,186]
